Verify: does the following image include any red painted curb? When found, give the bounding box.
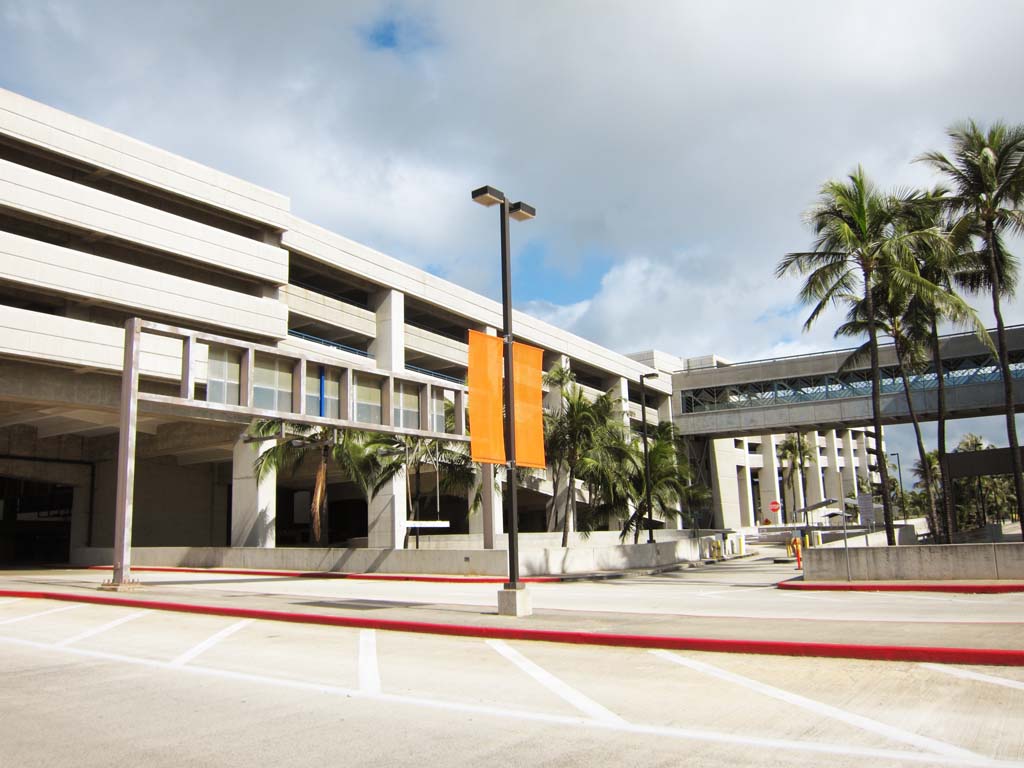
[2,588,1022,666]
[777,580,1024,594]
[84,565,562,584]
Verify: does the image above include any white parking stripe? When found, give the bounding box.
[922,664,1024,692]
[487,639,625,724]
[54,610,148,647]
[0,634,1016,768]
[359,630,381,694]
[652,651,980,759]
[169,620,251,667]
[0,604,85,625]
[0,598,24,607]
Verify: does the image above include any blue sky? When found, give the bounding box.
[1,0,1023,473]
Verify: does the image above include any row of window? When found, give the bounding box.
[205,346,451,430]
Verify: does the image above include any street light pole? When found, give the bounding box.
[640,372,658,544]
[472,186,535,601]
[890,452,907,521]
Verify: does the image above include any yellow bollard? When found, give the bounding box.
[803,534,810,549]
[786,539,794,557]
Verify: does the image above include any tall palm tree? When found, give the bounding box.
[775,433,810,524]
[617,422,687,543]
[542,363,576,532]
[920,121,1024,533]
[777,167,949,544]
[836,271,979,542]
[907,189,980,542]
[545,385,618,547]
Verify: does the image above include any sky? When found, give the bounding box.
[2,0,1023,475]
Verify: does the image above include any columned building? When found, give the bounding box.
[0,88,673,565]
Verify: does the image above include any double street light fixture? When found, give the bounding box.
[471,185,535,600]
[639,372,659,544]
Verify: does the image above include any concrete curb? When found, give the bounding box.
[777,579,1024,594]
[2,588,1022,666]
[85,565,562,585]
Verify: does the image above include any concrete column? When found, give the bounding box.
[470,463,503,548]
[368,289,407,549]
[368,472,407,549]
[804,430,825,508]
[709,437,741,529]
[109,317,141,587]
[840,429,858,500]
[656,391,672,424]
[758,434,782,524]
[610,377,631,427]
[369,289,405,372]
[822,429,843,509]
[855,431,871,489]
[231,437,276,547]
[69,481,90,550]
[737,454,754,528]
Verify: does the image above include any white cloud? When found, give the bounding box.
[1,0,1023,355]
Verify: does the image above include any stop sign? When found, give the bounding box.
[769,500,781,514]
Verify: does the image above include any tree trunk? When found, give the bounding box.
[897,354,937,538]
[311,447,328,546]
[931,320,954,542]
[864,270,896,545]
[986,229,1024,539]
[561,467,574,548]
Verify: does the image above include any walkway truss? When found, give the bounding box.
[681,350,1024,415]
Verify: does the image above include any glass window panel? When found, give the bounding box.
[356,402,381,424]
[355,376,381,405]
[208,380,225,404]
[254,356,276,388]
[206,346,242,405]
[253,388,276,410]
[306,393,321,416]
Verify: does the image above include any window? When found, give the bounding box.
[354,374,382,424]
[394,381,420,429]
[305,366,341,418]
[431,389,449,433]
[206,346,241,405]
[254,354,293,412]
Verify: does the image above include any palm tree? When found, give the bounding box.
[542,363,576,532]
[920,121,1024,533]
[368,432,480,548]
[836,270,979,542]
[618,422,687,543]
[250,422,395,546]
[775,433,810,524]
[545,385,619,547]
[906,188,980,542]
[777,167,950,544]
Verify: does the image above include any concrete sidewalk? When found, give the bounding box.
[2,567,1023,664]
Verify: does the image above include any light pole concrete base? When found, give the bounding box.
[99,580,143,592]
[497,586,532,617]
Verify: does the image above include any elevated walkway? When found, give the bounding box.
[675,325,1024,437]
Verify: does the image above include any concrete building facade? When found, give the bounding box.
[0,89,684,567]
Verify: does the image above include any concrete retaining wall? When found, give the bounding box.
[804,543,1024,581]
[70,533,741,577]
[72,546,510,576]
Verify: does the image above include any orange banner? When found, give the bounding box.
[513,341,546,469]
[467,330,505,465]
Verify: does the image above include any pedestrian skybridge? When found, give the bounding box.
[674,325,1024,438]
